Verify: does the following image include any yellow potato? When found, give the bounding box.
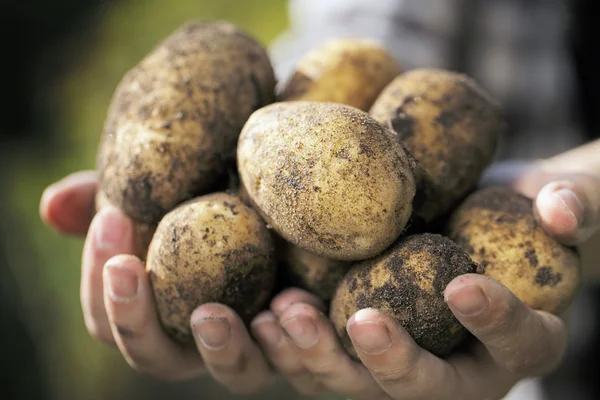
[446,186,581,314]
[279,37,401,111]
[237,101,417,261]
[97,21,276,224]
[146,192,276,343]
[370,68,505,223]
[330,233,477,358]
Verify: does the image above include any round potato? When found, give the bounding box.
[94,190,156,260]
[369,68,505,223]
[278,239,351,301]
[237,101,417,261]
[97,20,276,224]
[278,37,401,111]
[330,233,477,358]
[446,186,581,315]
[146,192,276,343]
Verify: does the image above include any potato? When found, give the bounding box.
[330,233,477,358]
[237,101,417,261]
[97,20,276,225]
[446,186,581,314]
[278,238,352,301]
[278,37,401,111]
[146,192,276,343]
[369,68,505,223]
[95,190,157,260]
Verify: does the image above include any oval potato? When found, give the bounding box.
[279,37,401,111]
[369,68,504,223]
[146,192,276,343]
[446,186,581,314]
[98,21,276,224]
[237,101,417,261]
[330,233,477,358]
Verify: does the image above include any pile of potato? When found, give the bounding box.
[95,21,581,356]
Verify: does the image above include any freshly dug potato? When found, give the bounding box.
[369,68,505,223]
[94,190,156,260]
[446,186,581,314]
[278,37,401,111]
[97,20,276,225]
[278,239,352,301]
[237,101,417,261]
[146,192,276,343]
[330,233,477,358]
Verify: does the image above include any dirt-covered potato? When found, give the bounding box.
[237,101,417,261]
[278,38,401,111]
[330,233,477,358]
[278,239,351,301]
[446,186,581,315]
[146,192,276,343]
[97,20,276,225]
[95,190,156,260]
[369,68,505,223]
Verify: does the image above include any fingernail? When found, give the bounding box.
[281,316,318,349]
[252,314,283,350]
[553,188,584,228]
[445,285,488,316]
[348,309,392,355]
[193,318,231,350]
[95,208,128,250]
[105,263,139,302]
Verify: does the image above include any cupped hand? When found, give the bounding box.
[40,171,275,393]
[252,161,600,400]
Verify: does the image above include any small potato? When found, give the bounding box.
[98,21,276,224]
[237,101,417,261]
[95,190,156,260]
[330,233,477,358]
[146,192,276,343]
[278,238,351,301]
[446,186,581,315]
[369,68,505,223]
[278,37,401,111]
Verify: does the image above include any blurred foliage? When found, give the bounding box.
[3,0,338,399]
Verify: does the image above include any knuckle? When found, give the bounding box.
[372,361,419,384]
[208,353,249,376]
[85,320,114,344]
[306,360,339,379]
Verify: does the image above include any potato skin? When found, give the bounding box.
[237,101,417,261]
[330,233,477,358]
[369,68,504,223]
[279,38,401,111]
[97,21,276,224]
[446,186,581,315]
[94,190,156,260]
[278,239,351,301]
[146,192,276,343]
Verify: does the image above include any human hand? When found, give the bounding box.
[40,171,276,393]
[249,157,600,400]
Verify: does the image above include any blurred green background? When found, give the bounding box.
[0,1,337,399]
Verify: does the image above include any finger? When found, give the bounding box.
[81,207,134,344]
[191,304,275,394]
[279,303,388,400]
[251,311,325,397]
[270,288,326,317]
[445,274,567,378]
[346,308,462,399]
[532,175,600,245]
[40,171,98,236]
[103,255,205,381]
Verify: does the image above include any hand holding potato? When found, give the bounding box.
[39,172,279,393]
